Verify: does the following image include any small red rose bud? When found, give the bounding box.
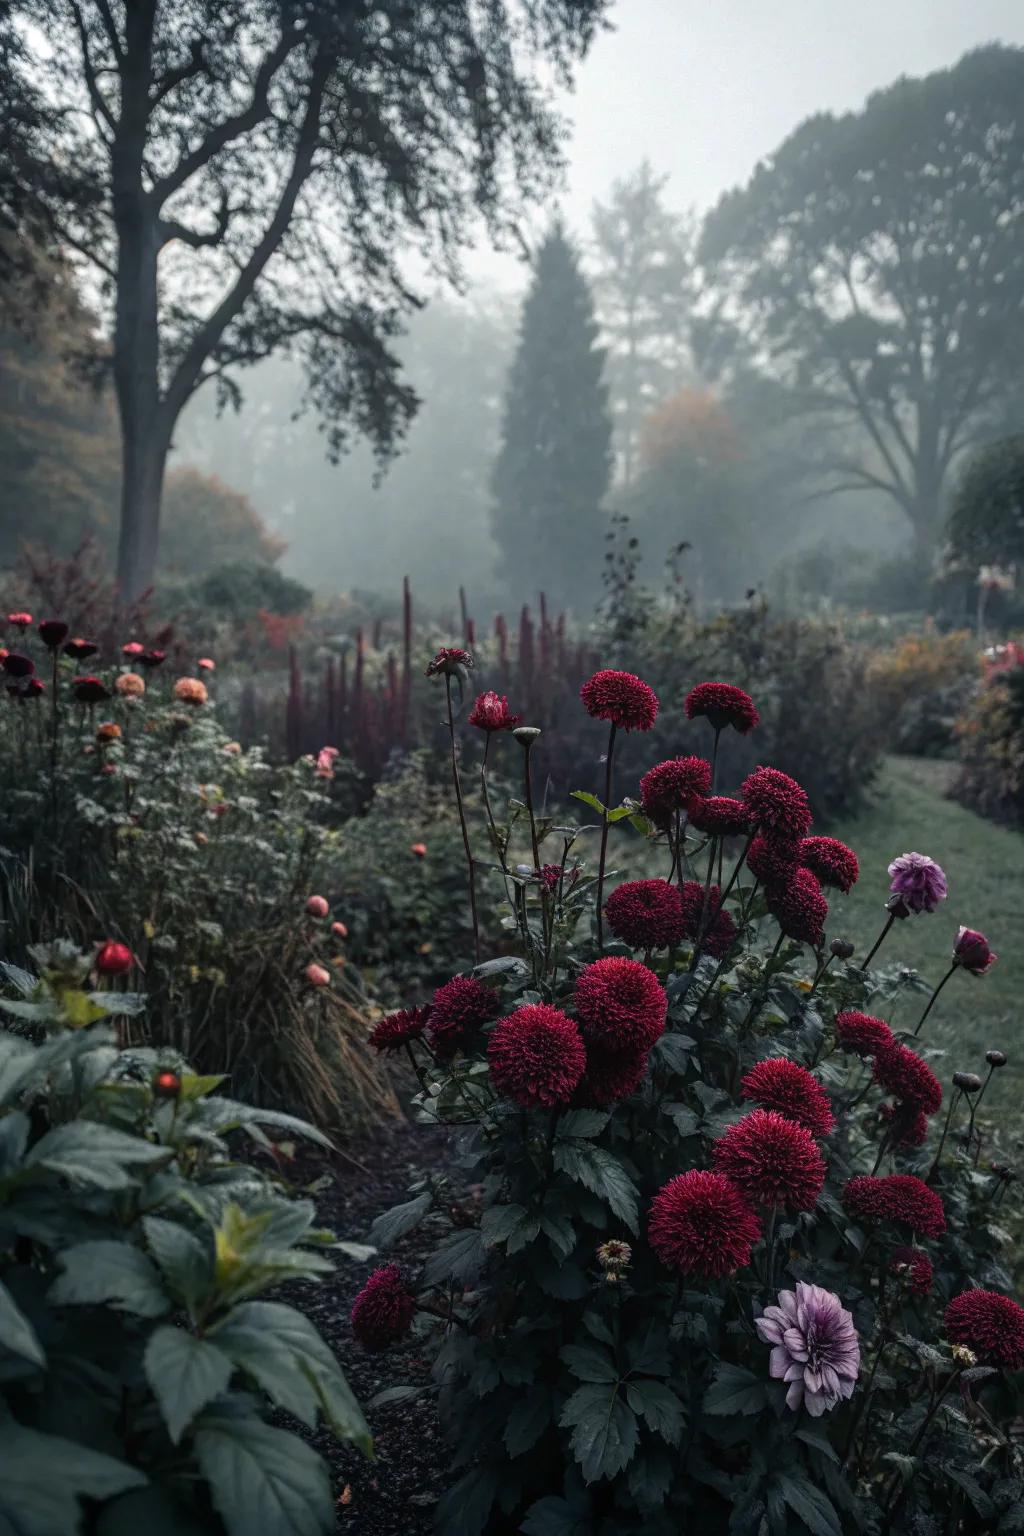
[96,941,133,975]
[305,963,331,988]
[331,921,348,939]
[306,895,329,918]
[153,1070,182,1100]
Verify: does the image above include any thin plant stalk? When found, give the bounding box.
[912,963,956,1037]
[444,674,480,965]
[860,910,896,971]
[595,721,617,951]
[926,1088,962,1182]
[741,931,785,1032]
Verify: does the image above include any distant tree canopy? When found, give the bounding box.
[948,435,1024,570]
[590,162,694,485]
[491,227,612,607]
[699,45,1024,560]
[1,0,609,598]
[160,468,284,577]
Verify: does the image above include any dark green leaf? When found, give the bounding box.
[143,1216,210,1313]
[0,1277,45,1367]
[0,1422,146,1536]
[97,1486,209,1536]
[773,1471,842,1536]
[26,1120,166,1189]
[559,1343,618,1383]
[624,1380,684,1445]
[553,1143,638,1234]
[368,1192,432,1251]
[520,1495,591,1536]
[557,1110,609,1139]
[144,1325,234,1443]
[50,1240,170,1317]
[504,1386,553,1457]
[423,1229,485,1286]
[194,1413,334,1536]
[560,1382,638,1482]
[703,1362,768,1416]
[433,1465,499,1536]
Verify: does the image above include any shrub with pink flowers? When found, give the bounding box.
[356,651,1022,1534]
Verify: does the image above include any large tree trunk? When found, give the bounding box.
[116,425,168,603]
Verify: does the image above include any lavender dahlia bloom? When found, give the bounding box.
[755,1282,859,1417]
[887,852,947,914]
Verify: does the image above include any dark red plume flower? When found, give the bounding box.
[369,1006,430,1053]
[873,1042,942,1116]
[684,681,759,735]
[835,1011,895,1058]
[841,1174,946,1238]
[64,637,98,660]
[766,866,828,948]
[945,1290,1024,1370]
[350,1264,416,1352]
[688,796,750,837]
[799,836,859,893]
[740,1058,835,1137]
[580,669,658,732]
[73,675,111,704]
[889,1246,934,1296]
[38,619,69,650]
[2,652,34,679]
[639,756,712,825]
[741,767,813,840]
[747,833,800,888]
[468,690,520,732]
[573,957,667,1052]
[487,1004,587,1108]
[578,1042,649,1106]
[648,1170,761,1278]
[712,1108,826,1211]
[428,974,499,1057]
[605,879,685,950]
[879,1102,930,1147]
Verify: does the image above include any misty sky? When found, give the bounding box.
[470,0,1024,286]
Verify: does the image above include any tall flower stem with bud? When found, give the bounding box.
[860,909,896,971]
[595,722,617,951]
[912,963,955,1037]
[444,674,480,965]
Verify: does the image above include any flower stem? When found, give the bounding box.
[912,964,956,1037]
[444,675,480,965]
[595,721,617,952]
[881,1369,962,1528]
[859,911,895,971]
[926,1088,962,1183]
[741,931,785,1032]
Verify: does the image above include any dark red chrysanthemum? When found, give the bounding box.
[487,1004,587,1108]
[747,832,800,888]
[72,674,111,704]
[742,766,813,840]
[873,1042,942,1116]
[890,1246,934,1297]
[800,836,859,893]
[835,1011,895,1058]
[369,1006,430,1054]
[425,646,474,679]
[578,1043,649,1106]
[766,866,828,948]
[468,690,520,732]
[350,1264,416,1352]
[841,1174,946,1238]
[712,1108,826,1211]
[945,1290,1024,1370]
[2,652,34,679]
[580,669,659,732]
[605,879,685,950]
[675,881,737,957]
[684,681,760,735]
[688,795,750,837]
[573,957,667,1053]
[639,756,712,826]
[648,1170,761,1278]
[740,1058,835,1137]
[879,1102,930,1147]
[428,974,499,1057]
[704,905,738,958]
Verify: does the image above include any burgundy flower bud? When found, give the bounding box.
[985,1049,1007,1068]
[2,652,34,679]
[952,1071,983,1094]
[38,619,69,650]
[468,690,520,732]
[952,926,997,975]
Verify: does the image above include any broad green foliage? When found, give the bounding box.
[0,946,370,1535]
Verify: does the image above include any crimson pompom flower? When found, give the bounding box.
[677,880,739,958]
[38,619,69,649]
[648,1170,761,1279]
[740,1059,835,1137]
[712,1109,826,1211]
[747,833,799,888]
[835,1011,895,1058]
[425,646,474,679]
[73,675,111,704]
[2,652,34,679]
[873,1042,942,1115]
[684,681,759,735]
[704,905,738,958]
[487,1004,587,1108]
[428,974,499,1057]
[350,1265,416,1352]
[639,756,712,826]
[65,637,98,660]
[369,1006,430,1053]
[841,1174,946,1238]
[573,957,667,1053]
[799,836,859,893]
[605,879,685,950]
[879,1102,929,1147]
[953,926,997,975]
[945,1290,1024,1370]
[688,795,750,837]
[580,669,658,732]
[96,941,133,976]
[766,867,828,948]
[579,1043,649,1106]
[889,1246,934,1296]
[468,690,520,732]
[742,767,812,839]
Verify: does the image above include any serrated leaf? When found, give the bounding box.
[480,1203,528,1248]
[560,1382,638,1483]
[520,1495,592,1536]
[143,1217,210,1314]
[194,1413,334,1536]
[50,1240,170,1317]
[772,1471,841,1536]
[368,1192,432,1251]
[625,1379,684,1444]
[0,1421,146,1536]
[0,1277,45,1366]
[504,1386,553,1457]
[560,1343,619,1383]
[433,1465,499,1536]
[144,1325,234,1443]
[26,1119,166,1189]
[557,1110,609,1139]
[553,1142,639,1234]
[423,1228,484,1286]
[570,791,606,816]
[703,1362,767,1416]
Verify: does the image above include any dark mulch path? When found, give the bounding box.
[277,1118,456,1535]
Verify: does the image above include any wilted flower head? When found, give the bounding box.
[115,672,146,698]
[487,1004,586,1108]
[96,722,121,744]
[756,1283,859,1417]
[684,681,759,734]
[573,957,667,1053]
[580,669,658,732]
[596,1240,632,1279]
[639,756,712,825]
[742,767,813,840]
[350,1264,416,1352]
[604,879,685,950]
[953,926,997,975]
[944,1290,1024,1370]
[841,1174,946,1238]
[368,1006,430,1053]
[425,646,473,679]
[800,836,859,893]
[648,1170,761,1279]
[468,690,520,732]
[740,1058,835,1138]
[713,1109,826,1212]
[174,677,208,706]
[887,852,947,914]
